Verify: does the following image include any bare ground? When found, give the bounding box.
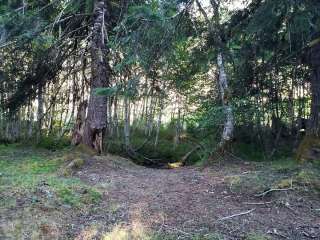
[70,155,320,240]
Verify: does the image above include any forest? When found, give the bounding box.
[0,0,320,239]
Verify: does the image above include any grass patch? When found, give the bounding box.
[0,144,103,239]
[227,157,320,196]
[102,227,222,240]
[270,158,300,173]
[0,144,101,208]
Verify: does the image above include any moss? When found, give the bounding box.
[0,145,101,209]
[74,144,97,156]
[69,158,85,168]
[59,157,85,177]
[296,136,320,162]
[274,178,293,189]
[62,152,80,161]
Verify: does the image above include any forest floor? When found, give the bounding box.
[1,144,320,240]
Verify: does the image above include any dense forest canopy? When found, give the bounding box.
[2,1,320,239]
[0,0,320,164]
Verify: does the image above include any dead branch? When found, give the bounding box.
[255,187,293,197]
[180,145,200,165]
[244,201,273,205]
[216,208,255,222]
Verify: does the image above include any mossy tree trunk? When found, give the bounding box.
[74,0,110,153]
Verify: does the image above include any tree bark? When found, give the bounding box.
[196,0,234,150]
[124,95,131,151]
[307,42,320,136]
[36,85,43,142]
[217,53,234,148]
[81,0,109,153]
[154,96,163,147]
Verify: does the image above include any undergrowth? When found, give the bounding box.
[106,127,200,165]
[0,144,102,208]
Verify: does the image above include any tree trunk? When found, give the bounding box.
[217,53,234,148]
[37,85,43,143]
[307,42,320,136]
[80,0,109,153]
[27,100,33,139]
[124,95,131,151]
[154,96,163,147]
[174,107,181,149]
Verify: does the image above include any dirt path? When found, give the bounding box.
[73,155,320,240]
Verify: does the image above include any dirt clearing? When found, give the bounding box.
[1,146,320,239]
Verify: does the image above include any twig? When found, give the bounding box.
[244,201,273,205]
[255,187,293,197]
[216,209,255,222]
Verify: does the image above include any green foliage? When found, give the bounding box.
[233,142,265,162]
[37,135,70,150]
[107,125,200,165]
[95,86,119,97]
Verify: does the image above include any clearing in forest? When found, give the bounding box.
[0,145,320,240]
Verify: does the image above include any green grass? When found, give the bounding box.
[0,144,102,208]
[227,157,320,195]
[269,158,300,173]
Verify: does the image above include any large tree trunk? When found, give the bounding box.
[217,53,234,148]
[307,42,320,136]
[81,0,109,153]
[296,40,320,161]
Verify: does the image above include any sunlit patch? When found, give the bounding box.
[167,162,183,169]
[102,221,149,240]
[75,225,98,240]
[0,218,60,240]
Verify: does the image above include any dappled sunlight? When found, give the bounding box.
[102,221,150,240]
[75,225,99,240]
[167,162,184,169]
[0,218,61,240]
